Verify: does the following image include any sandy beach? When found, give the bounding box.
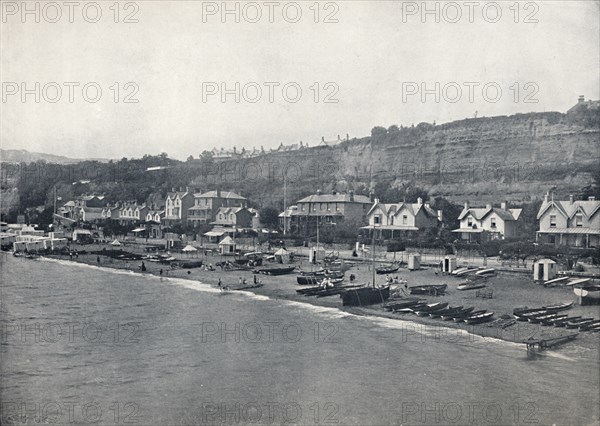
[44,242,600,351]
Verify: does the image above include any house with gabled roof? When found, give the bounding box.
[362,197,442,238]
[452,201,522,241]
[164,188,194,225]
[536,193,600,248]
[187,189,247,226]
[211,207,254,229]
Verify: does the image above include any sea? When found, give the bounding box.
[1,253,599,425]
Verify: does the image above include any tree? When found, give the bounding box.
[371,126,387,137]
[186,155,194,162]
[259,207,280,229]
[388,124,400,133]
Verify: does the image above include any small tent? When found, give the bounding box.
[274,248,291,264]
[182,244,198,257]
[110,239,122,246]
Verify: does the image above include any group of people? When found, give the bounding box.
[385,275,405,285]
[217,274,261,291]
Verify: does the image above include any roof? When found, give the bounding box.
[367,201,439,219]
[194,191,246,200]
[458,206,521,221]
[215,207,247,215]
[536,227,600,235]
[218,236,235,245]
[204,230,225,237]
[166,191,190,199]
[361,225,419,231]
[451,228,485,233]
[537,199,600,220]
[297,193,371,204]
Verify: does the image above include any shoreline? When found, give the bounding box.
[16,247,600,353]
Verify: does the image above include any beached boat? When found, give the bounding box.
[383,299,423,311]
[440,307,474,320]
[552,316,582,327]
[12,251,24,257]
[414,302,449,316]
[341,286,390,306]
[529,313,564,324]
[315,284,364,298]
[539,314,568,325]
[464,312,494,324]
[393,303,428,314]
[524,333,578,351]
[255,266,296,276]
[376,264,401,275]
[565,318,595,329]
[566,278,591,286]
[475,268,496,277]
[573,285,600,303]
[409,284,447,295]
[457,282,486,291]
[543,276,570,287]
[452,310,486,322]
[450,267,469,276]
[454,268,480,277]
[429,306,463,318]
[579,320,600,331]
[297,271,344,285]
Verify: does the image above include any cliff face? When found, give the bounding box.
[213,112,599,204]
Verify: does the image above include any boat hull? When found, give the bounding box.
[341,286,390,306]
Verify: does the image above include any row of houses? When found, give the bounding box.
[279,190,599,248]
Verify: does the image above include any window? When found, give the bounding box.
[550,215,556,228]
[320,203,324,210]
[467,216,473,227]
[491,218,496,228]
[576,214,583,227]
[549,235,556,244]
[402,215,408,225]
[374,215,381,225]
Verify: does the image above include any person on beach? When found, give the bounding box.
[97,256,100,264]
[243,278,247,286]
[217,278,222,289]
[253,275,258,285]
[239,277,243,286]
[140,261,146,272]
[160,269,163,277]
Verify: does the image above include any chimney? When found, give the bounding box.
[171,187,175,192]
[424,202,430,208]
[578,95,585,104]
[437,210,443,222]
[569,194,574,204]
[589,196,596,201]
[217,188,221,198]
[332,190,337,195]
[486,203,492,210]
[417,197,423,206]
[543,192,549,203]
[464,201,469,210]
[346,133,349,140]
[349,190,354,202]
[374,198,380,204]
[185,186,189,193]
[501,201,507,210]
[317,189,322,195]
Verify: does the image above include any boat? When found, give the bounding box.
[454,268,479,277]
[12,251,24,257]
[451,267,469,276]
[539,314,568,326]
[464,312,494,324]
[254,266,296,276]
[475,268,496,277]
[376,264,401,274]
[413,302,449,316]
[566,278,591,286]
[297,272,344,285]
[529,313,564,324]
[524,333,578,351]
[409,284,447,295]
[543,276,570,287]
[341,285,390,306]
[315,284,364,298]
[565,318,595,329]
[552,316,582,327]
[573,285,600,303]
[440,307,474,320]
[452,310,486,322]
[543,301,574,311]
[429,306,463,318]
[383,299,423,311]
[579,320,600,331]
[457,282,486,291]
[393,303,428,314]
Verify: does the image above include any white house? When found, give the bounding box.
[452,201,522,241]
[363,198,442,238]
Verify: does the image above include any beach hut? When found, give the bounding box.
[533,259,557,282]
[218,236,236,255]
[407,253,421,271]
[442,256,457,273]
[182,244,198,257]
[110,239,122,246]
[274,248,291,264]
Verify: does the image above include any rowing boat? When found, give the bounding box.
[341,285,390,306]
[552,316,582,327]
[464,312,494,324]
[565,318,595,329]
[475,268,496,276]
[409,284,447,295]
[452,309,486,322]
[429,306,463,318]
[543,276,570,286]
[566,278,591,286]
[441,307,474,320]
[457,282,486,291]
[413,302,449,316]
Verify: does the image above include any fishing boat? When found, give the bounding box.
[341,286,390,306]
[475,268,496,277]
[429,306,463,318]
[441,307,474,320]
[414,302,449,316]
[254,265,296,276]
[529,313,564,324]
[297,272,344,285]
[539,314,568,326]
[579,320,600,331]
[393,302,428,314]
[566,278,591,286]
[376,263,401,275]
[573,284,600,303]
[457,282,486,291]
[409,284,447,295]
[315,284,364,298]
[543,276,570,286]
[383,299,423,311]
[464,312,494,324]
[452,310,486,322]
[543,301,574,311]
[451,267,469,276]
[552,316,582,327]
[565,318,595,329]
[454,268,480,277]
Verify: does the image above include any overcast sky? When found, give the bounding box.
[2,1,599,160]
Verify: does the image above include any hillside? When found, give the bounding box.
[0,149,108,165]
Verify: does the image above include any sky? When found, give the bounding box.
[1,0,599,160]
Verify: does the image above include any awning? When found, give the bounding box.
[452,228,485,233]
[132,227,146,233]
[361,225,419,231]
[182,244,198,252]
[204,231,225,237]
[537,228,600,235]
